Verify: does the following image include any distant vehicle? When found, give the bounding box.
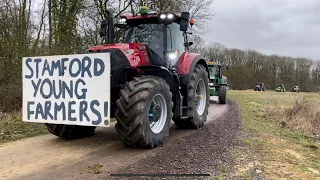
[208,62,229,104]
[291,86,300,92]
[254,82,266,91]
[275,84,286,92]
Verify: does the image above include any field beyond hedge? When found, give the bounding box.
[229,90,320,179]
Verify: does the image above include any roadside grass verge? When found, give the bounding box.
[229,90,320,180]
[0,112,48,143]
[0,112,118,143]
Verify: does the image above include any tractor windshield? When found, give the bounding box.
[124,24,164,58]
[209,66,215,75]
[208,65,219,77]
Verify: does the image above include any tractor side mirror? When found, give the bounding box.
[226,65,230,70]
[188,42,193,46]
[180,12,190,31]
[99,20,108,37]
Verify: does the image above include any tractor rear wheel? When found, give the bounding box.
[45,124,96,139]
[173,64,209,129]
[115,76,173,148]
[218,85,227,104]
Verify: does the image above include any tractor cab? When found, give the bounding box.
[208,62,229,85]
[207,62,229,103]
[96,6,194,71]
[208,62,221,80]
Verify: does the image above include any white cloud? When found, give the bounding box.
[203,0,320,60]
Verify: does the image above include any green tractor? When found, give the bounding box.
[275,84,286,92]
[208,62,229,104]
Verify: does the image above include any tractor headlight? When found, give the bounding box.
[209,83,214,86]
[160,14,166,19]
[159,12,177,24]
[168,53,177,59]
[120,18,126,23]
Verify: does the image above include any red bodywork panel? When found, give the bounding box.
[88,43,151,68]
[176,52,198,75]
[89,43,200,75]
[123,14,158,20]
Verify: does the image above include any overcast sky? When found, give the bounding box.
[203,0,320,60]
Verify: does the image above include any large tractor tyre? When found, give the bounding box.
[45,124,96,139]
[115,76,173,148]
[218,85,227,104]
[173,64,210,129]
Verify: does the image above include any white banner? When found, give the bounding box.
[22,53,111,127]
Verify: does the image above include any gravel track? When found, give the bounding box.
[109,98,242,180]
[0,97,241,180]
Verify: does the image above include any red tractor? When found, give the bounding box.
[46,7,210,148]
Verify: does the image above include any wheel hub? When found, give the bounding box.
[195,79,206,116]
[148,94,168,134]
[149,104,161,122]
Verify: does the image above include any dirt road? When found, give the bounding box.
[0,97,241,180]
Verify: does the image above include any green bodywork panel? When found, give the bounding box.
[275,84,286,92]
[210,87,216,96]
[208,64,227,96]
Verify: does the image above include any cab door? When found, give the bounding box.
[166,22,185,69]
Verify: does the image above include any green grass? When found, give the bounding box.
[0,112,48,143]
[0,114,117,143]
[229,90,320,179]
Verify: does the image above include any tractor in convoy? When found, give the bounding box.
[208,62,229,104]
[254,82,266,91]
[43,7,211,148]
[275,84,286,92]
[291,86,299,92]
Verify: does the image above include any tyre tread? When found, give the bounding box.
[218,85,227,104]
[115,76,173,148]
[173,64,209,129]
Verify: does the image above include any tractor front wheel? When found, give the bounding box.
[173,64,209,129]
[115,76,173,148]
[45,124,96,139]
[218,85,227,104]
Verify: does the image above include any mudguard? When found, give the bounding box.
[221,76,228,86]
[176,52,209,76]
[176,52,209,117]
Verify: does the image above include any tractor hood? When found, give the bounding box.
[89,43,143,54]
[209,75,216,80]
[87,43,151,69]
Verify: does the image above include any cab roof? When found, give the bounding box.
[120,11,181,25]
